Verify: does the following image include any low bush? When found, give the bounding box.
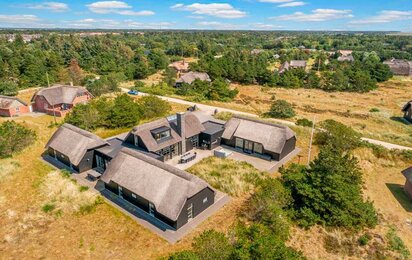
[369,108,380,112]
[266,100,296,119]
[386,227,410,259]
[0,121,36,158]
[296,118,313,127]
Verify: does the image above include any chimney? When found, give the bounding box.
[177,112,186,154]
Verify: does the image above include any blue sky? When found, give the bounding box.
[0,1,411,31]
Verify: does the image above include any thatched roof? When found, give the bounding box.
[168,60,189,71]
[279,60,306,73]
[337,54,355,62]
[175,72,211,85]
[402,167,412,183]
[169,112,205,138]
[191,110,226,124]
[45,124,108,166]
[383,59,412,76]
[222,116,296,154]
[100,148,212,221]
[31,84,91,105]
[338,50,353,56]
[128,118,182,152]
[0,95,27,109]
[128,112,205,152]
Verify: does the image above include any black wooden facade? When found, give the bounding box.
[103,180,215,229]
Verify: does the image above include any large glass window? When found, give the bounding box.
[235,138,243,149]
[154,130,171,141]
[253,143,263,154]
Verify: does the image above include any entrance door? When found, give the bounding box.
[96,155,105,170]
[149,203,155,216]
[187,203,193,222]
[118,186,123,198]
[244,140,253,153]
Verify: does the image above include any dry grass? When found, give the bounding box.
[195,78,412,146]
[0,160,20,182]
[40,171,99,215]
[0,113,243,259]
[187,157,265,196]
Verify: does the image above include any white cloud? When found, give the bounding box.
[272,9,353,22]
[65,19,173,29]
[278,1,306,7]
[87,1,154,16]
[0,14,40,24]
[251,23,283,29]
[171,3,246,19]
[258,0,294,2]
[24,2,69,12]
[350,10,412,24]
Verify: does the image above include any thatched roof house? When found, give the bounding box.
[31,84,92,116]
[222,116,296,161]
[168,60,190,73]
[32,84,91,106]
[124,112,205,158]
[338,54,355,62]
[279,60,307,73]
[100,148,215,229]
[383,59,412,76]
[175,72,211,87]
[0,95,30,117]
[45,123,108,172]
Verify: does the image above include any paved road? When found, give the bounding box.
[122,88,412,151]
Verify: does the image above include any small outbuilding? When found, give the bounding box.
[221,116,296,161]
[0,95,30,117]
[45,123,108,172]
[100,148,215,229]
[401,167,412,200]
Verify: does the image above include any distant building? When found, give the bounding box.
[338,50,353,56]
[168,60,190,75]
[338,54,355,62]
[279,60,307,74]
[383,59,412,76]
[402,100,412,123]
[174,72,211,87]
[401,167,412,200]
[0,95,30,117]
[31,84,93,117]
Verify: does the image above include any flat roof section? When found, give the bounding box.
[202,121,225,135]
[96,138,160,159]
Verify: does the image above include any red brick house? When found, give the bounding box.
[0,95,30,117]
[31,84,92,117]
[401,167,412,200]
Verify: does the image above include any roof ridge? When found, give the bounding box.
[61,123,106,142]
[120,147,201,183]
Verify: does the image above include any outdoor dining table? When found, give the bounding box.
[180,152,196,164]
